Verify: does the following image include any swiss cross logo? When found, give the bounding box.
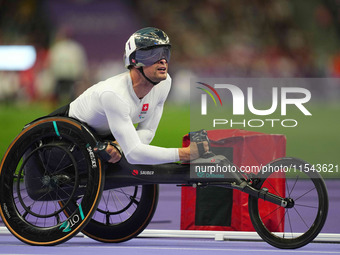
[142,104,149,112]
[139,103,149,119]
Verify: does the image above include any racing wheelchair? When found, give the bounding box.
[0,117,328,249]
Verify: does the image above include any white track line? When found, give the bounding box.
[138,229,340,243]
[1,226,339,243]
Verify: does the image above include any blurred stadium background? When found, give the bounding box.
[0,0,339,175]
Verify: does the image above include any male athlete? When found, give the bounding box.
[65,27,207,165]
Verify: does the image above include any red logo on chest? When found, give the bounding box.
[142,103,149,112]
[139,103,149,119]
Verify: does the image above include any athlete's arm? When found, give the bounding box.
[104,138,206,162]
[100,91,179,165]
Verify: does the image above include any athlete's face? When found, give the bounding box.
[142,59,168,83]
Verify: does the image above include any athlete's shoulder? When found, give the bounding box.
[94,71,130,97]
[100,71,130,88]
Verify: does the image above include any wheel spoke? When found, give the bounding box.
[260,205,282,220]
[294,203,318,209]
[287,174,300,197]
[130,196,139,205]
[293,207,310,229]
[294,187,316,202]
[286,208,293,238]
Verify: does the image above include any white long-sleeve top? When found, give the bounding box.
[69,71,180,165]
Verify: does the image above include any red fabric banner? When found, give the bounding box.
[181,129,286,231]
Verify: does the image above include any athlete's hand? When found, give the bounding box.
[179,141,209,161]
[106,142,122,163]
[95,141,122,163]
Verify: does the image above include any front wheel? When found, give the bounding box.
[248,157,328,249]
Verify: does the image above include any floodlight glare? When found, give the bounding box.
[0,46,37,71]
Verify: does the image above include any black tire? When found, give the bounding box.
[0,117,104,246]
[81,184,159,242]
[248,157,328,249]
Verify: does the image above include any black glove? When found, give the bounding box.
[189,129,214,158]
[95,141,112,162]
[95,141,123,162]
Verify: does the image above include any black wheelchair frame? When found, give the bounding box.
[0,117,329,249]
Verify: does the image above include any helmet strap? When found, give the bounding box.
[137,67,159,86]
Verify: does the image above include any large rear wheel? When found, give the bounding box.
[81,184,159,242]
[0,117,104,245]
